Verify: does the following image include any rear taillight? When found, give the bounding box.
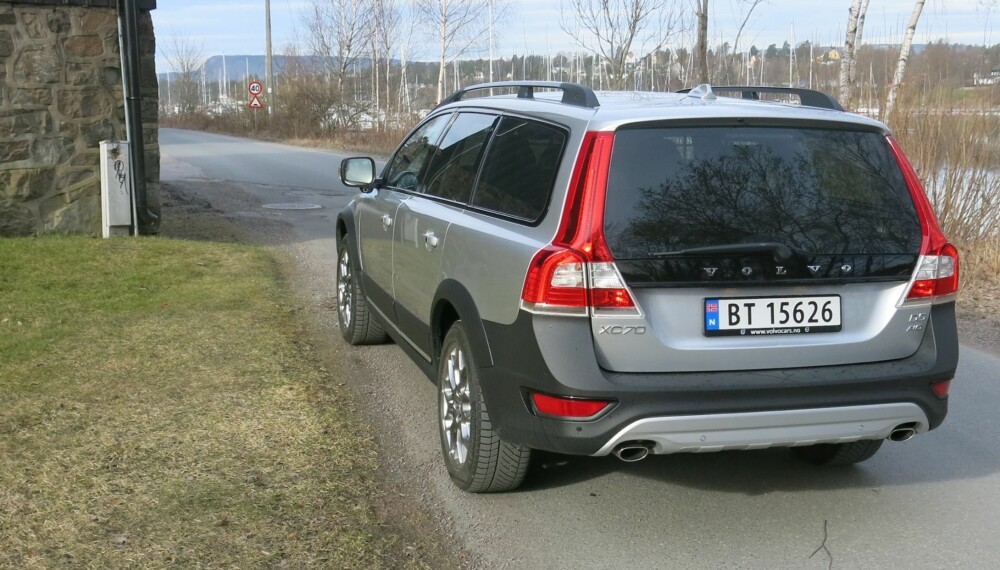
[887,136,960,304]
[521,247,588,311]
[530,392,612,419]
[520,131,639,316]
[907,244,959,300]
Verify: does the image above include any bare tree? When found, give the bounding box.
[839,0,864,105]
[397,1,424,114]
[849,0,871,86]
[306,0,372,94]
[164,33,206,113]
[416,0,497,102]
[694,0,708,84]
[726,0,764,83]
[561,0,682,90]
[371,0,403,125]
[276,44,340,137]
[975,0,999,79]
[885,0,926,116]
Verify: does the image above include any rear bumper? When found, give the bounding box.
[477,303,958,456]
[592,403,928,456]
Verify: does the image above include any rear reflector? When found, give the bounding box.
[531,392,611,419]
[931,379,951,399]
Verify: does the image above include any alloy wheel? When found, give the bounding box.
[337,248,353,327]
[440,346,472,465]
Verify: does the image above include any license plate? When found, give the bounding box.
[704,296,842,337]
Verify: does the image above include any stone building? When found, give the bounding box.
[0,0,158,236]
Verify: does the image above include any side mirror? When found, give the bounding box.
[340,157,376,188]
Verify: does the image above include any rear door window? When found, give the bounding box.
[603,126,922,259]
[471,117,566,221]
[422,112,497,203]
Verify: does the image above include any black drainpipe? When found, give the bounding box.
[117,0,158,234]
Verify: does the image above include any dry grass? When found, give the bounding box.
[955,238,1000,319]
[163,112,416,157]
[0,237,455,569]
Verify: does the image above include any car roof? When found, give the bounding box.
[441,87,888,133]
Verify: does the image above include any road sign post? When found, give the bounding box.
[248,81,264,113]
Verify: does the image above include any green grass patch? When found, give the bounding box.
[0,237,444,568]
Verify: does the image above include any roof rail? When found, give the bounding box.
[437,81,600,109]
[676,85,844,111]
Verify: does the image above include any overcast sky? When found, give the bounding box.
[153,0,997,73]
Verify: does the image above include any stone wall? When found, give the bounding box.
[0,2,158,236]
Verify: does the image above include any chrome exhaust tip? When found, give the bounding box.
[612,441,653,463]
[889,423,918,442]
[889,428,916,442]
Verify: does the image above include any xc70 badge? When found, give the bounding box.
[599,325,647,335]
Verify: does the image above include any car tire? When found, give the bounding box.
[336,240,387,345]
[791,439,884,466]
[438,322,531,493]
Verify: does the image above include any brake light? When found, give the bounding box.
[520,132,638,315]
[887,136,960,303]
[531,392,611,419]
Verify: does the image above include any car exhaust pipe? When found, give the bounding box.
[889,423,918,442]
[612,441,653,463]
[889,428,916,442]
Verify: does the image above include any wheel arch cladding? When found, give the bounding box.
[336,208,358,262]
[433,279,494,368]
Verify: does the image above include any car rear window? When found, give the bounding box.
[603,126,923,259]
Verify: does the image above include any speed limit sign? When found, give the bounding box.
[248,81,263,95]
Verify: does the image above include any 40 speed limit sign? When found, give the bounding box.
[248,81,263,95]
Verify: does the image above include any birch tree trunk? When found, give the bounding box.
[438,9,448,102]
[849,0,871,85]
[840,0,863,105]
[885,0,926,117]
[418,0,493,103]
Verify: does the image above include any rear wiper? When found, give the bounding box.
[651,242,804,261]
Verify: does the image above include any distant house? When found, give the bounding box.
[973,67,1000,86]
[814,49,840,65]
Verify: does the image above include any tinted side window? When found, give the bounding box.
[471,117,566,221]
[603,126,922,258]
[423,113,497,203]
[383,113,451,191]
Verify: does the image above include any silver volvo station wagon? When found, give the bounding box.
[335,82,960,492]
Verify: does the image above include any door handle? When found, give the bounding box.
[423,230,439,250]
[381,214,392,230]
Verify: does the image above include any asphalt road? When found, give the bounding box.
[161,128,1000,569]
